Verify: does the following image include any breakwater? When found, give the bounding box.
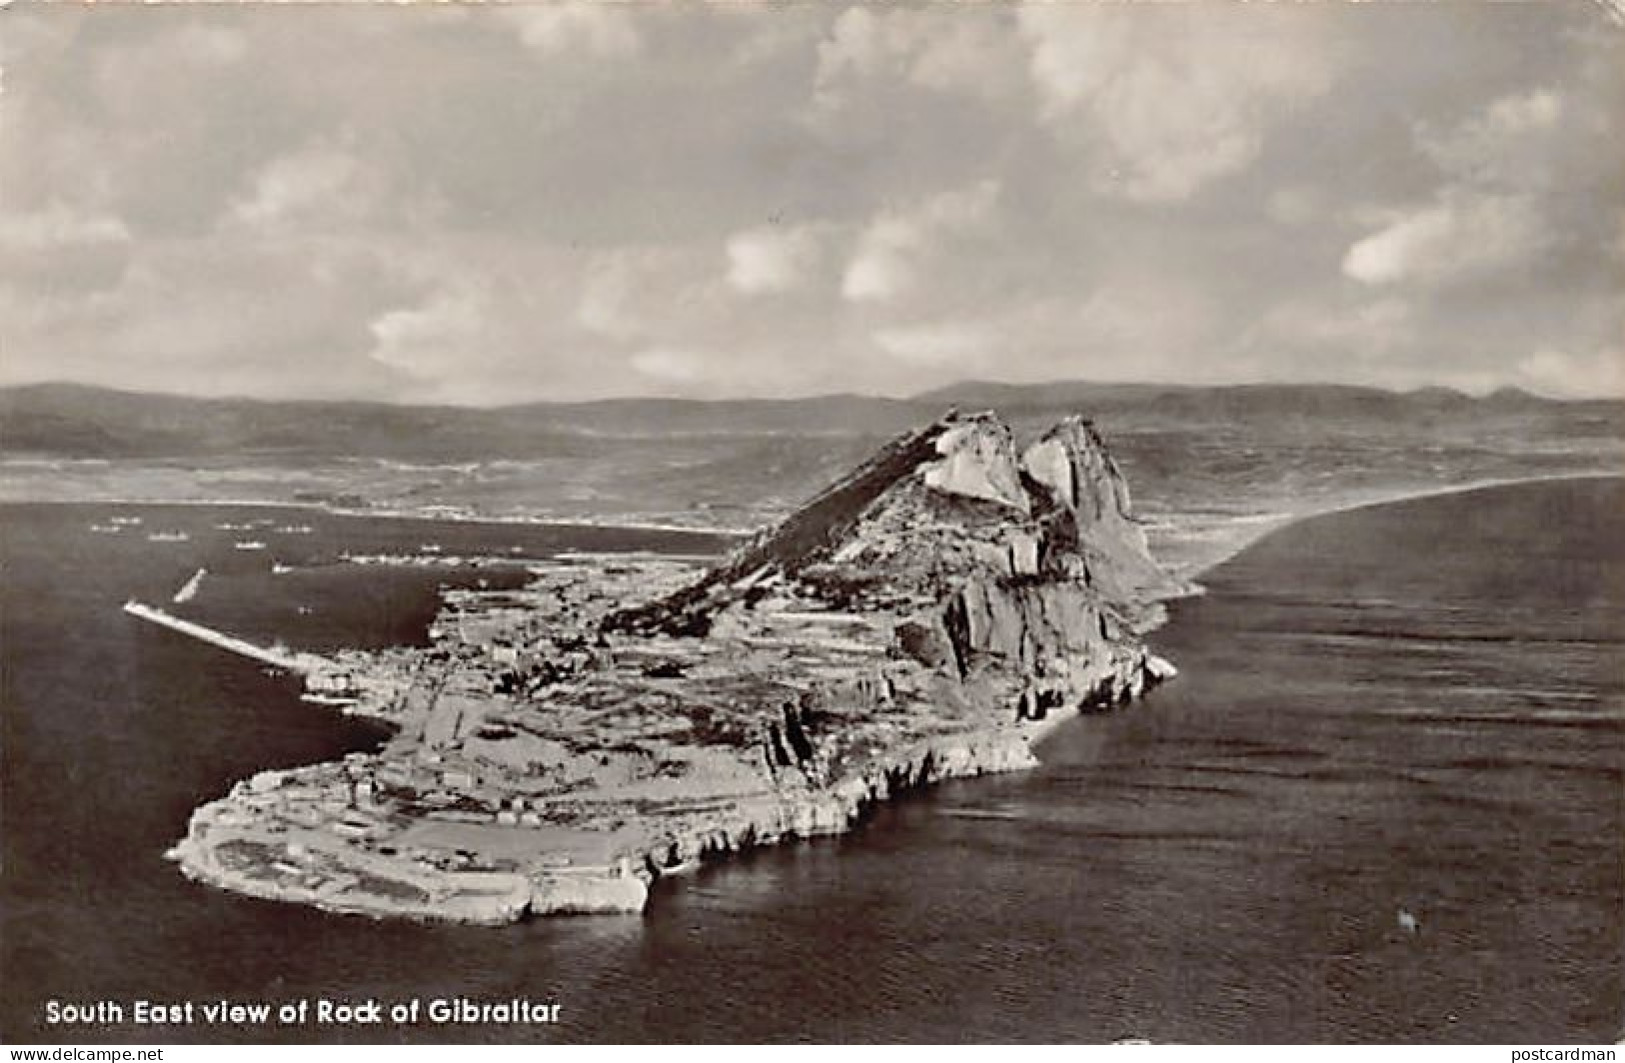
[122,600,329,675]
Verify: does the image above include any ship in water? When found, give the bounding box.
[147,530,190,543]
[276,524,314,535]
[234,541,266,551]
[172,568,206,604]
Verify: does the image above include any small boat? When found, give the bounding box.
[272,562,294,575]
[420,543,443,554]
[234,540,266,551]
[277,525,314,535]
[215,522,250,531]
[89,524,121,534]
[109,516,143,526]
[173,568,206,604]
[147,530,190,543]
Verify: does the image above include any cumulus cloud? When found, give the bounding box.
[1342,191,1546,286]
[1418,88,1563,185]
[0,201,133,295]
[1016,6,1334,202]
[812,7,1022,113]
[630,347,708,383]
[1343,86,1576,289]
[1517,347,1625,399]
[367,286,487,380]
[2,3,1619,403]
[0,202,130,251]
[169,23,247,66]
[725,225,824,295]
[1251,296,1415,361]
[872,318,995,366]
[843,180,999,302]
[228,145,374,233]
[576,253,646,340]
[500,5,641,59]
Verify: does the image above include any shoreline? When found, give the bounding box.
[6,470,1618,572]
[168,647,1172,925]
[123,470,1618,925]
[1171,470,1624,581]
[166,724,1064,924]
[0,491,754,539]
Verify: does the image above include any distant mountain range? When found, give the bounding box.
[1,380,1619,460]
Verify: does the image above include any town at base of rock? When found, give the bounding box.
[167,411,1185,923]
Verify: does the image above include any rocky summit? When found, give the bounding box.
[169,411,1185,923]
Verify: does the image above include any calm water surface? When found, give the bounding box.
[2,481,1620,1043]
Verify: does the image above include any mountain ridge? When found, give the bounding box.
[4,380,1618,461]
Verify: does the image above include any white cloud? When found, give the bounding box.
[170,24,247,66]
[576,253,644,340]
[1345,86,1574,289]
[1342,191,1545,286]
[1267,187,1323,228]
[1016,6,1334,202]
[725,225,824,295]
[577,246,729,356]
[366,285,487,379]
[812,7,1022,112]
[842,179,998,302]
[4,3,1619,404]
[842,227,912,303]
[1516,346,1625,398]
[0,202,130,251]
[1419,88,1563,184]
[501,5,641,59]
[815,7,885,87]
[866,282,1220,386]
[229,146,374,233]
[630,347,707,383]
[1252,296,1414,360]
[873,319,995,366]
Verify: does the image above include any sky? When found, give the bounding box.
[2,2,1622,405]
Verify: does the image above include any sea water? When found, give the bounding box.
[1,480,1619,1043]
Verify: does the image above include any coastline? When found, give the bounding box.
[97,469,1621,925]
[166,725,1057,924]
[10,451,1620,1042]
[0,491,756,539]
[6,469,1619,571]
[154,413,1191,924]
[1167,470,1625,582]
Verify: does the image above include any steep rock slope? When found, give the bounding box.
[170,410,1184,922]
[610,410,1181,724]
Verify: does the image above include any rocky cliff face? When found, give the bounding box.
[611,409,1181,739]
[170,409,1185,923]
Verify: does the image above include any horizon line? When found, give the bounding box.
[2,377,1615,411]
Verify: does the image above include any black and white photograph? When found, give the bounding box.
[1,0,1621,1048]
